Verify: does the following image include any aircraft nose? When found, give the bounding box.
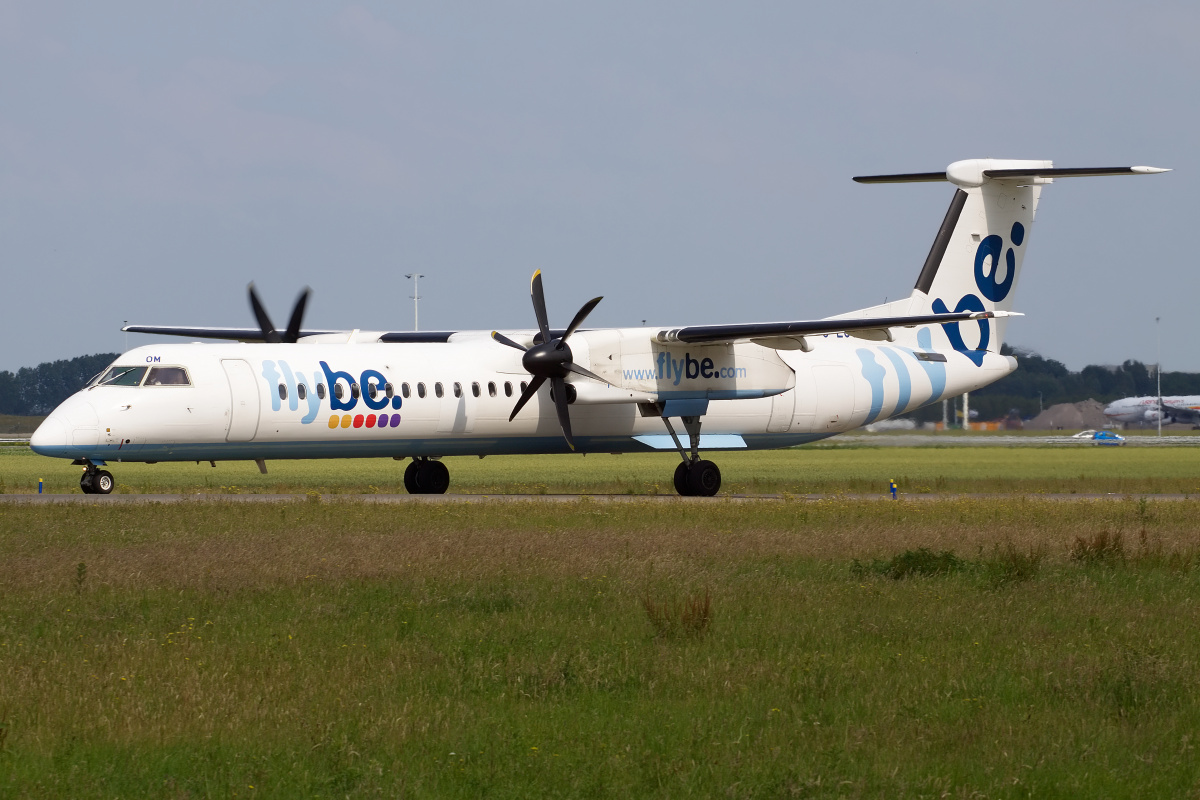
[30,417,70,453]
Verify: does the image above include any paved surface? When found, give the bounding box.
[2,492,1197,505]
[827,434,1200,447]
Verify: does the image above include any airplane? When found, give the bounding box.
[30,158,1168,496]
[1104,395,1200,427]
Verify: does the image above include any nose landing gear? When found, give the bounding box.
[78,462,115,495]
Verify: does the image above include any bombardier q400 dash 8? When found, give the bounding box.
[31,159,1168,495]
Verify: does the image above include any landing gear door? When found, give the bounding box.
[222,359,261,442]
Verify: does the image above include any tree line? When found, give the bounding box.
[0,354,118,416]
[910,346,1200,423]
[2,348,1197,422]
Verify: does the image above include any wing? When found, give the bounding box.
[654,310,1018,348]
[122,324,457,343]
[1162,403,1200,425]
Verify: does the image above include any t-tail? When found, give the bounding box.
[848,160,1169,364]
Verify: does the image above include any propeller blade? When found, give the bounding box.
[491,331,529,352]
[551,376,576,451]
[248,283,281,343]
[508,374,546,422]
[283,287,311,343]
[561,296,603,344]
[530,270,552,344]
[565,362,608,384]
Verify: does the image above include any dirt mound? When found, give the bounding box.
[1026,399,1109,431]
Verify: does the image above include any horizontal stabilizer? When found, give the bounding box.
[855,162,1170,186]
[852,172,949,184]
[982,166,1170,180]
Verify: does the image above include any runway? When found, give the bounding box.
[3,492,1198,504]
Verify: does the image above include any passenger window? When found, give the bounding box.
[317,383,326,400]
[434,382,443,398]
[488,381,496,397]
[417,382,426,398]
[368,382,378,400]
[402,383,411,398]
[298,384,307,400]
[278,384,287,401]
[520,381,528,393]
[384,382,394,399]
[97,366,148,387]
[505,381,513,397]
[334,383,344,400]
[145,366,191,386]
[351,382,361,399]
[453,382,462,398]
[472,382,481,398]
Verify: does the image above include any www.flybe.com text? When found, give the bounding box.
[622,353,747,386]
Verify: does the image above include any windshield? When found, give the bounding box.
[145,366,191,386]
[96,366,147,387]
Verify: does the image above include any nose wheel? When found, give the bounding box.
[80,466,114,495]
[403,458,450,495]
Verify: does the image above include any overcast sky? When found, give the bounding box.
[1,1,1194,374]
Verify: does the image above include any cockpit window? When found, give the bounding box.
[97,366,148,387]
[145,366,192,386]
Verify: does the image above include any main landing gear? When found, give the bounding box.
[77,461,115,495]
[662,413,722,497]
[403,458,450,495]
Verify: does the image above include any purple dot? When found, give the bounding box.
[377,414,389,428]
[390,413,401,426]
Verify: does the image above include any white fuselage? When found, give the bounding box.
[1103,395,1200,424]
[30,327,1014,464]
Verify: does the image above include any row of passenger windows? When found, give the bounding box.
[279,379,529,402]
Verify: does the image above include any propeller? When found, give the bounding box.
[249,283,311,343]
[492,270,605,450]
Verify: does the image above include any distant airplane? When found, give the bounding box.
[1104,395,1200,426]
[30,159,1168,495]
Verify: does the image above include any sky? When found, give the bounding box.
[1,1,1195,374]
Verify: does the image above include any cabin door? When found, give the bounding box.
[222,359,261,442]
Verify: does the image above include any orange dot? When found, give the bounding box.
[328,415,339,429]
[340,415,352,428]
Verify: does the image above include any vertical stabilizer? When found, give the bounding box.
[851,159,1168,364]
[906,160,1047,354]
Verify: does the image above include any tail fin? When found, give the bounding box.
[853,160,1168,363]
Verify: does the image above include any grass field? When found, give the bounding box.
[5,443,1200,496]
[2,497,1200,797]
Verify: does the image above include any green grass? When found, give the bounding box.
[6,442,1200,495]
[1,498,1199,797]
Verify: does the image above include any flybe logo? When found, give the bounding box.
[621,353,747,385]
[261,360,402,428]
[933,221,1024,367]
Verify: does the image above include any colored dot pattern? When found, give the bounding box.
[328,413,401,429]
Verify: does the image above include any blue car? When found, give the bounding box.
[1092,430,1126,446]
